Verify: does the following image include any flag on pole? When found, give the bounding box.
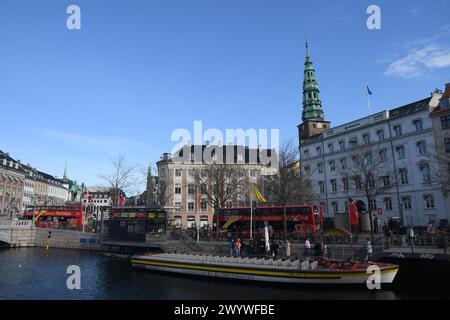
[366,85,373,96]
[119,194,126,206]
[252,185,267,203]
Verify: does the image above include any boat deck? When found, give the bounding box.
[133,252,382,272]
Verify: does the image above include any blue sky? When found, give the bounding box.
[1,0,449,193]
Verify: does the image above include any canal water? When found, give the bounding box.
[0,248,446,300]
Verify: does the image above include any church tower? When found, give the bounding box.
[298,40,330,143]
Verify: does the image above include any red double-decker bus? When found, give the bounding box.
[214,205,323,239]
[23,205,84,229]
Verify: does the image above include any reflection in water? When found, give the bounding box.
[0,248,442,300]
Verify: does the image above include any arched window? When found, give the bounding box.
[419,162,431,184]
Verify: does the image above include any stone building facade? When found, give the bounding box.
[156,145,277,229]
[0,151,25,219]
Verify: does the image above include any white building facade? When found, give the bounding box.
[300,94,448,227]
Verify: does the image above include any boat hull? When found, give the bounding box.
[131,256,398,285]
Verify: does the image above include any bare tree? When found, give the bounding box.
[428,134,450,198]
[194,163,246,237]
[156,178,167,210]
[264,140,314,238]
[98,154,138,206]
[342,145,394,233]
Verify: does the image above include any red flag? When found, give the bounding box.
[349,201,359,225]
[119,194,125,206]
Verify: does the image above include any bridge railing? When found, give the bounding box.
[0,220,33,229]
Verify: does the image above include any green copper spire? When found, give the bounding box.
[302,40,325,122]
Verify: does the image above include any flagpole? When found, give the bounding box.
[366,83,372,115]
[250,184,253,240]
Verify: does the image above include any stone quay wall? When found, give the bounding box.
[34,228,103,251]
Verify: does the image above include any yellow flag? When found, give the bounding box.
[253,185,267,203]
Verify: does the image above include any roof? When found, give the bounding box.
[388,97,431,119]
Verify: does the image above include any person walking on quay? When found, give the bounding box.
[229,238,235,256]
[408,226,415,253]
[234,238,242,257]
[365,238,373,261]
[304,238,311,257]
[314,241,322,258]
[400,224,407,247]
[285,239,291,257]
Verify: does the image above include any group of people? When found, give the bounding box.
[383,222,415,248]
[228,238,242,257]
[303,238,327,258]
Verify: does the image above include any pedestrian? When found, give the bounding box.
[285,239,291,257]
[388,228,394,247]
[443,233,448,254]
[314,242,322,257]
[234,238,241,257]
[365,238,373,261]
[229,238,235,256]
[304,238,311,257]
[400,225,407,247]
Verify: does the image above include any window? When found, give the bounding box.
[363,134,370,144]
[402,196,412,210]
[424,194,435,209]
[201,201,208,212]
[200,215,209,228]
[187,216,196,228]
[417,140,427,155]
[304,166,311,175]
[175,169,182,177]
[370,199,377,211]
[174,202,182,212]
[339,141,345,152]
[328,143,334,153]
[174,184,181,194]
[331,179,337,193]
[340,158,347,169]
[382,176,390,187]
[303,149,310,158]
[188,202,194,212]
[173,216,182,227]
[349,138,357,149]
[384,198,393,211]
[342,178,349,191]
[188,184,195,194]
[316,146,323,156]
[379,149,388,162]
[394,125,402,137]
[250,169,257,177]
[354,177,361,190]
[377,129,385,141]
[420,163,431,184]
[441,115,450,129]
[413,119,423,131]
[396,146,405,159]
[329,160,336,172]
[399,168,409,185]
[332,202,339,214]
[445,138,450,153]
[319,181,325,194]
[317,163,323,174]
[364,153,373,165]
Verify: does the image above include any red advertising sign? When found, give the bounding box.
[377,208,383,216]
